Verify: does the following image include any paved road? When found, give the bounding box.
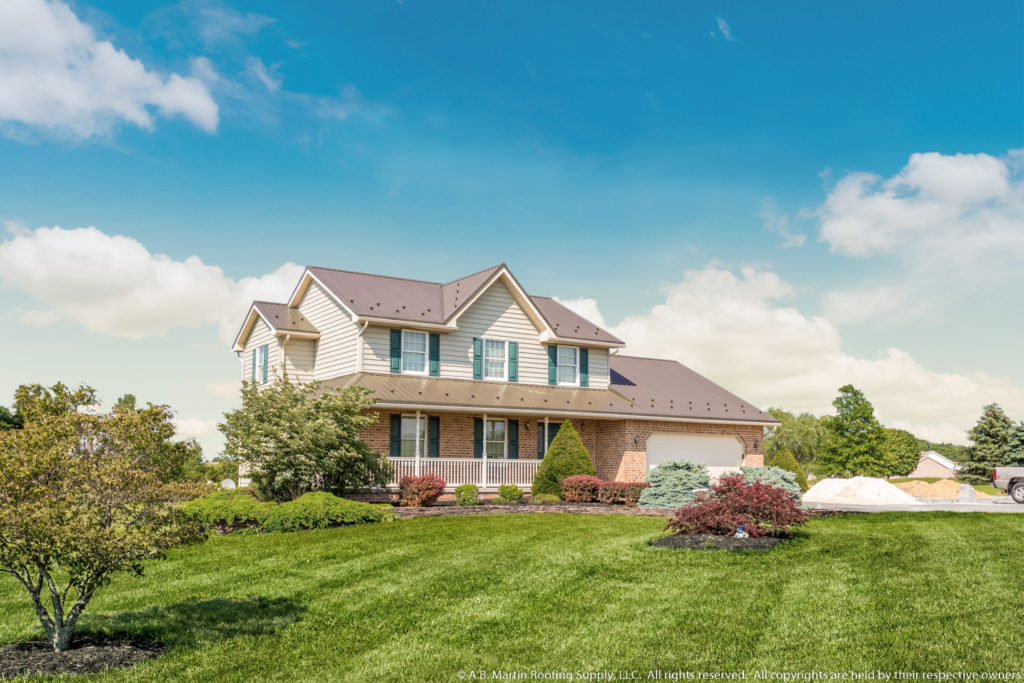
[804,500,1024,513]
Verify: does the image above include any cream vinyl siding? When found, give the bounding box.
[242,318,278,381]
[586,347,610,390]
[362,325,393,374]
[296,280,359,380]
[283,339,316,382]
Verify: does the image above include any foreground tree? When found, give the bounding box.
[531,420,596,497]
[0,383,205,652]
[959,404,1013,483]
[764,408,827,466]
[220,378,390,502]
[817,385,888,477]
[884,428,922,477]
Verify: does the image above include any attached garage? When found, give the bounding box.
[645,433,744,478]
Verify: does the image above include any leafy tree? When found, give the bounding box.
[531,420,596,497]
[204,456,240,484]
[884,428,922,477]
[914,438,967,462]
[764,408,827,466]
[115,393,138,411]
[959,404,1013,483]
[0,383,205,652]
[220,378,390,502]
[817,385,889,477]
[0,405,22,430]
[1006,422,1024,467]
[767,447,809,492]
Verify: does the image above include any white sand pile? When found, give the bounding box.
[803,476,920,505]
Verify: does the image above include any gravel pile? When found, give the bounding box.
[893,479,990,499]
[803,476,920,505]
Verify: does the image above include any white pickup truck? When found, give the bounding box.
[993,467,1024,503]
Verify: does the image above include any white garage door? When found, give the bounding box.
[645,433,743,478]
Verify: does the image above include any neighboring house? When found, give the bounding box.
[908,450,960,479]
[232,264,779,489]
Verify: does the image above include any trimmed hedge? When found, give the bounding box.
[740,465,801,498]
[399,474,446,507]
[637,461,710,509]
[561,475,602,502]
[598,481,650,507]
[261,492,389,532]
[182,490,273,531]
[531,420,596,497]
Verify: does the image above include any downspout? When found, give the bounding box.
[356,320,370,373]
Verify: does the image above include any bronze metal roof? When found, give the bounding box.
[253,301,318,334]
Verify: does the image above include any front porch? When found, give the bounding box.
[385,456,541,491]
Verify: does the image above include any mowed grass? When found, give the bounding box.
[2,512,1023,681]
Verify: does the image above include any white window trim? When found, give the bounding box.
[401,329,429,376]
[485,418,507,459]
[556,345,579,387]
[400,414,427,458]
[256,344,269,385]
[482,338,508,382]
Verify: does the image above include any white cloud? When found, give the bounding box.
[0,224,303,343]
[192,2,274,46]
[552,296,606,329]
[714,17,735,41]
[0,0,218,140]
[173,417,224,458]
[560,265,1024,445]
[246,56,282,92]
[760,197,806,247]
[821,285,922,325]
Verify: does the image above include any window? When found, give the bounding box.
[255,344,269,384]
[400,415,427,458]
[557,346,578,386]
[483,339,507,380]
[485,419,506,458]
[402,330,427,374]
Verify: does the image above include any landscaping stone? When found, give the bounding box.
[0,635,164,679]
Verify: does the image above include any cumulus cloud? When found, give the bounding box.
[559,265,1023,445]
[0,0,218,140]
[0,223,303,343]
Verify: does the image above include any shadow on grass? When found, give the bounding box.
[79,596,303,648]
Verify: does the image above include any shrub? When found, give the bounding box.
[531,421,596,497]
[561,475,602,502]
[740,465,802,498]
[262,492,388,532]
[492,496,509,504]
[666,474,808,538]
[768,448,809,492]
[530,493,561,505]
[399,474,446,507]
[598,481,651,507]
[497,483,523,501]
[454,483,480,506]
[182,490,273,532]
[637,461,710,509]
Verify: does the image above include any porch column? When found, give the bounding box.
[414,410,421,476]
[481,412,488,488]
[544,416,549,457]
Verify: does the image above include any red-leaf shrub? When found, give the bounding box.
[399,474,446,507]
[561,475,602,502]
[665,474,807,537]
[598,481,651,507]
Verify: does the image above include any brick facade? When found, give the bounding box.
[361,409,763,481]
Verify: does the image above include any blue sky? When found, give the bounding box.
[1,0,1022,453]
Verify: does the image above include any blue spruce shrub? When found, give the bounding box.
[637,461,711,509]
[740,465,801,498]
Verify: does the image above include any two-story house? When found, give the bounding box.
[231,264,779,490]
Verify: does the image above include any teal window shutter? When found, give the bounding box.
[472,338,483,380]
[473,418,483,457]
[547,346,557,385]
[251,349,256,382]
[508,420,519,459]
[428,415,440,457]
[390,329,402,373]
[508,341,518,382]
[429,333,440,376]
[389,415,401,457]
[537,422,545,459]
[261,345,268,384]
[580,348,589,387]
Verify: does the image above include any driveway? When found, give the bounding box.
[804,500,1024,513]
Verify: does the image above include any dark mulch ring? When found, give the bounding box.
[0,634,164,679]
[650,533,792,551]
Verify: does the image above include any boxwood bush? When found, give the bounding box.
[497,483,523,502]
[740,465,801,498]
[261,492,389,532]
[531,420,596,497]
[637,461,710,509]
[454,483,480,506]
[182,490,273,532]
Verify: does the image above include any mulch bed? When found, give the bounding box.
[392,503,676,518]
[650,534,791,551]
[0,634,164,679]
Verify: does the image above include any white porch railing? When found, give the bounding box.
[386,457,540,490]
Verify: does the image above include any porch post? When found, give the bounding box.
[544,416,549,457]
[414,410,421,477]
[481,412,488,488]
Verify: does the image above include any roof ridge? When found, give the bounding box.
[613,354,683,363]
[308,265,446,286]
[252,300,286,306]
[442,263,505,286]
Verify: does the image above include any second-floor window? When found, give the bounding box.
[252,344,269,384]
[557,346,578,386]
[402,330,427,374]
[483,339,507,380]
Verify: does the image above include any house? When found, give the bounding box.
[907,450,960,479]
[231,264,779,490]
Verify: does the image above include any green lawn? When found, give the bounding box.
[2,513,1023,681]
[889,477,1005,496]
